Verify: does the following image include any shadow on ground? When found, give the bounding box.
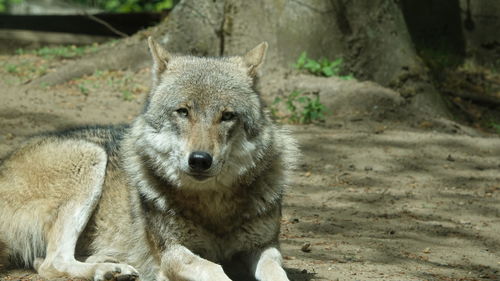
[281,125,500,280]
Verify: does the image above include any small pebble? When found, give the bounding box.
[301,243,311,253]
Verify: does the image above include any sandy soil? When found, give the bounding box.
[0,51,499,281]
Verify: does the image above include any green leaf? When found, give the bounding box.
[273,97,282,105]
[322,67,334,77]
[295,52,308,69]
[155,0,173,11]
[297,96,309,104]
[330,58,343,68]
[289,90,301,99]
[341,74,354,80]
[304,59,321,73]
[303,60,316,69]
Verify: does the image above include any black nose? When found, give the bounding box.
[188,151,213,172]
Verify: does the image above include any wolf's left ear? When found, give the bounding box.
[148,36,171,85]
[243,42,268,77]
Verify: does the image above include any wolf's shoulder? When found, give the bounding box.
[39,124,129,157]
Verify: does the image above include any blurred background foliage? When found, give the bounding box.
[0,0,177,12]
[0,0,22,12]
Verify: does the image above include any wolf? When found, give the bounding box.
[0,37,298,281]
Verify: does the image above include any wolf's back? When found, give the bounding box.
[40,124,129,158]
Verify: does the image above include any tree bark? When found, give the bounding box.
[221,0,450,117]
[459,0,500,68]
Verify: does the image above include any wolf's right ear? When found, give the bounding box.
[148,36,171,85]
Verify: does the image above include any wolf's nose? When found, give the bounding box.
[188,151,213,171]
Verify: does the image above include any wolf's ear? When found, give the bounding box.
[148,36,171,85]
[243,42,268,77]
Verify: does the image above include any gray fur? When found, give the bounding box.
[0,239,8,270]
[0,37,298,281]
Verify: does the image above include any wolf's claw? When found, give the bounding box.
[116,273,139,281]
[101,271,138,281]
[104,272,114,280]
[94,263,138,281]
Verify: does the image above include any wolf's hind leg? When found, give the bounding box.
[31,140,138,281]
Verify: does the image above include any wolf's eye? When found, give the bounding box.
[176,108,189,117]
[221,111,236,122]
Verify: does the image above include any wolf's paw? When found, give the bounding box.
[94,263,139,281]
[33,258,45,272]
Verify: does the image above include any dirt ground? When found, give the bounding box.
[0,50,499,281]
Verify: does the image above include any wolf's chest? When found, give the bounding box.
[170,188,251,232]
[174,205,281,263]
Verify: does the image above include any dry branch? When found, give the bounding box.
[83,12,129,38]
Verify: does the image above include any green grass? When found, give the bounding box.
[77,83,90,96]
[2,59,48,81]
[5,64,18,74]
[490,122,500,134]
[271,90,327,124]
[121,90,134,101]
[295,51,353,80]
[16,44,99,59]
[270,51,353,124]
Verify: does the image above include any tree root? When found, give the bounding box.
[27,0,225,87]
[29,40,149,87]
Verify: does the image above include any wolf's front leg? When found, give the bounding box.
[160,245,231,281]
[248,247,289,281]
[24,140,140,281]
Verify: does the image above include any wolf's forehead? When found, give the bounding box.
[179,59,245,83]
[169,59,251,96]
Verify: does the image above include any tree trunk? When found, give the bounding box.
[221,0,450,117]
[32,0,460,117]
[459,0,500,68]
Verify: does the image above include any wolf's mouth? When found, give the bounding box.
[188,173,211,181]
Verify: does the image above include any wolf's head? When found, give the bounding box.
[128,37,274,190]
